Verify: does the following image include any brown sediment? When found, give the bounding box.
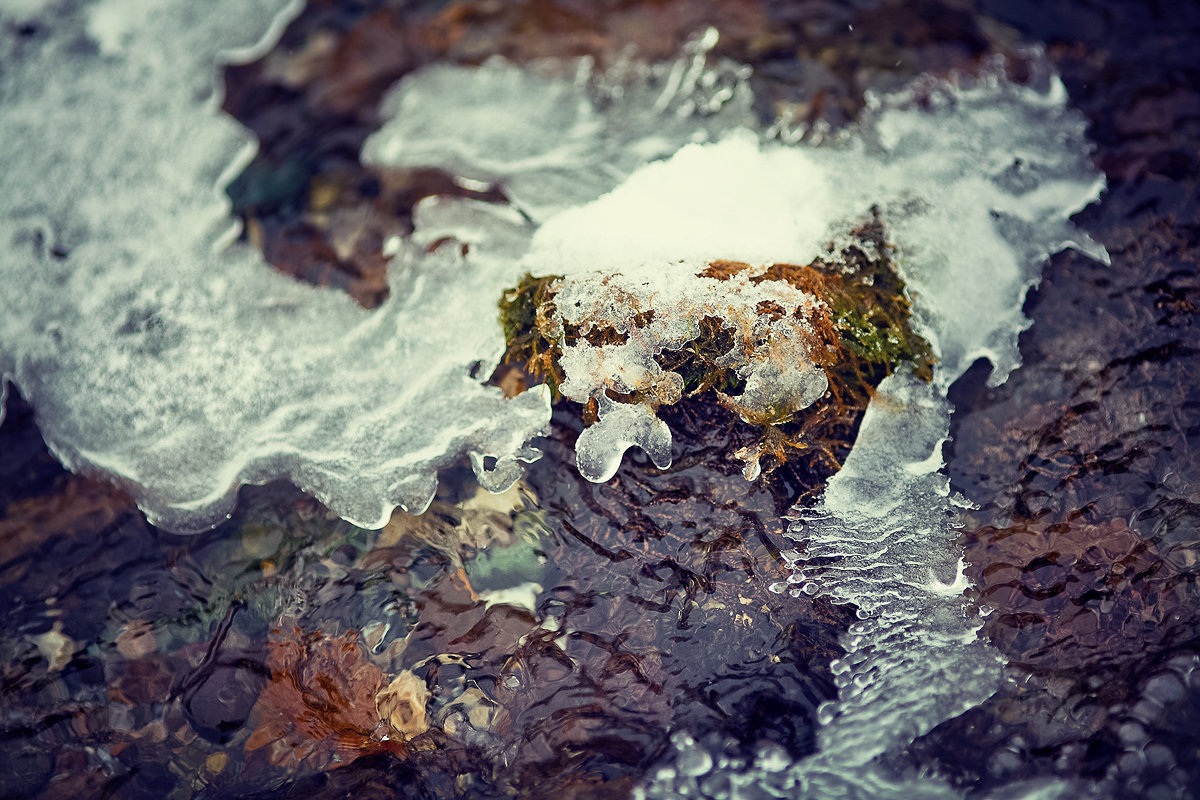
[244,628,420,771]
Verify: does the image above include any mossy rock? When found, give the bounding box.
[496,210,934,486]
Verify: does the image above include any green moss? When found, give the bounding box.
[498,273,557,344]
[498,273,565,396]
[748,211,935,387]
[819,221,936,383]
[657,315,743,396]
[834,308,919,369]
[493,211,935,480]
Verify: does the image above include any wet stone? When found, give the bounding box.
[910,3,1200,793]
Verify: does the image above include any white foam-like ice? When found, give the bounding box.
[0,13,1106,792]
[0,0,550,531]
[541,261,829,481]
[630,70,1106,800]
[525,133,836,273]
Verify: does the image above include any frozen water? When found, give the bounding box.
[540,259,829,480]
[0,0,56,21]
[524,132,836,273]
[497,65,1102,483]
[371,50,1109,796]
[0,3,1108,796]
[363,36,756,222]
[576,396,674,483]
[0,0,548,530]
[632,67,1107,800]
[781,375,1008,776]
[0,15,761,532]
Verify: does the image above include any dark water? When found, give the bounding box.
[2,0,1199,798]
[0,390,848,799]
[918,2,1200,795]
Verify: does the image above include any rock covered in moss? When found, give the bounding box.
[499,213,934,482]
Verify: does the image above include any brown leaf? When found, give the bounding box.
[245,628,406,770]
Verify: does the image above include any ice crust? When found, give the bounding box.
[0,0,550,530]
[1,11,1106,794]
[508,68,1103,491]
[547,263,829,482]
[0,17,762,531]
[363,32,756,222]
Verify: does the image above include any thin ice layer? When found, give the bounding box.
[0,0,55,21]
[0,0,549,531]
[636,71,1106,800]
[638,385,1010,800]
[362,30,756,222]
[781,375,1007,787]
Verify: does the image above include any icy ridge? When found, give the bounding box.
[363,29,756,222]
[0,0,549,530]
[635,67,1107,800]
[781,374,1008,785]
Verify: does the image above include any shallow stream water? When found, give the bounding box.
[1,1,1198,799]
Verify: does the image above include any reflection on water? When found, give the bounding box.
[2,0,1199,798]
